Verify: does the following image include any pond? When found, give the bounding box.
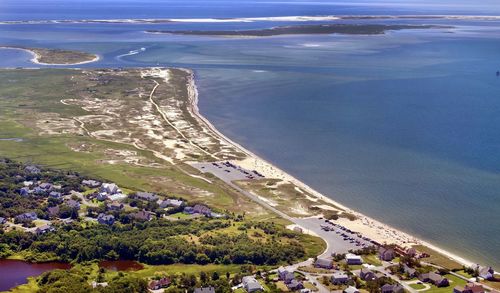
[98,260,144,271]
[0,259,71,291]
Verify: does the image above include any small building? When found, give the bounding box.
[65,199,81,210]
[40,183,53,190]
[33,187,46,195]
[419,272,449,287]
[0,217,6,224]
[478,267,494,280]
[96,192,108,201]
[148,277,171,290]
[25,165,40,174]
[379,247,396,261]
[100,183,119,195]
[35,224,55,235]
[346,253,363,265]
[131,210,153,222]
[193,204,212,216]
[287,279,304,291]
[23,181,34,187]
[343,286,359,293]
[194,287,215,293]
[82,179,101,188]
[360,268,377,281]
[331,272,350,285]
[314,258,334,269]
[19,187,31,197]
[15,212,37,222]
[135,191,158,202]
[403,264,417,278]
[184,206,195,214]
[47,206,60,218]
[453,282,485,293]
[242,276,263,293]
[49,191,62,199]
[107,202,124,211]
[381,284,404,293]
[97,213,115,225]
[159,199,184,208]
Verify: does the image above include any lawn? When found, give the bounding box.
[423,274,467,293]
[362,254,382,266]
[412,245,462,270]
[409,283,427,290]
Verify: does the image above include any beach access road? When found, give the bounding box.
[191,162,370,257]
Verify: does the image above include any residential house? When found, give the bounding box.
[381,284,404,293]
[403,265,417,278]
[242,276,263,293]
[0,217,6,224]
[65,199,81,210]
[453,283,485,293]
[135,191,158,202]
[287,279,304,291]
[19,187,31,197]
[194,287,215,293]
[49,191,62,199]
[379,247,396,261]
[193,204,212,216]
[33,186,46,195]
[419,272,449,287]
[35,224,55,235]
[346,253,363,265]
[100,183,119,195]
[184,206,195,214]
[97,214,115,225]
[278,266,295,283]
[25,165,40,174]
[40,183,53,190]
[343,286,359,293]
[148,277,171,290]
[131,210,153,222]
[23,181,34,187]
[107,202,124,211]
[48,206,60,218]
[15,212,37,222]
[331,272,350,285]
[159,199,184,208]
[82,180,101,188]
[314,258,334,269]
[478,267,494,280]
[360,268,377,281]
[96,192,108,201]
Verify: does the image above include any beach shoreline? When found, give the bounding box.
[183,68,479,269]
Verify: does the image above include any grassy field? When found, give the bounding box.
[409,283,427,290]
[413,245,462,270]
[419,274,466,293]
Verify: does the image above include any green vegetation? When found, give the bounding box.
[413,245,462,270]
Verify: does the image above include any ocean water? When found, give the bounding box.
[0,1,499,267]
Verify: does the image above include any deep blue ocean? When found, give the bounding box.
[0,0,499,267]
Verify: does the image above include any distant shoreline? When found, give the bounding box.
[1,14,500,25]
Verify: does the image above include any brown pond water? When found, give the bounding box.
[98,260,144,271]
[0,259,71,291]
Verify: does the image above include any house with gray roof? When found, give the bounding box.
[35,224,55,235]
[315,258,334,269]
[194,287,215,293]
[346,253,363,265]
[381,284,404,293]
[82,179,101,188]
[419,272,449,287]
[97,213,115,225]
[136,191,158,202]
[360,268,377,281]
[100,183,119,195]
[379,247,396,261]
[25,165,40,174]
[15,212,37,223]
[242,276,263,293]
[332,272,350,285]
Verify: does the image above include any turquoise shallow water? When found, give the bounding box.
[0,1,499,268]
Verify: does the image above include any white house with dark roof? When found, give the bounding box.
[242,276,263,292]
[346,253,363,265]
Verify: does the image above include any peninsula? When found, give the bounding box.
[0,46,99,65]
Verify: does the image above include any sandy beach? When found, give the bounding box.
[184,69,479,269]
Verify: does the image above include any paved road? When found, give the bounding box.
[192,162,373,258]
